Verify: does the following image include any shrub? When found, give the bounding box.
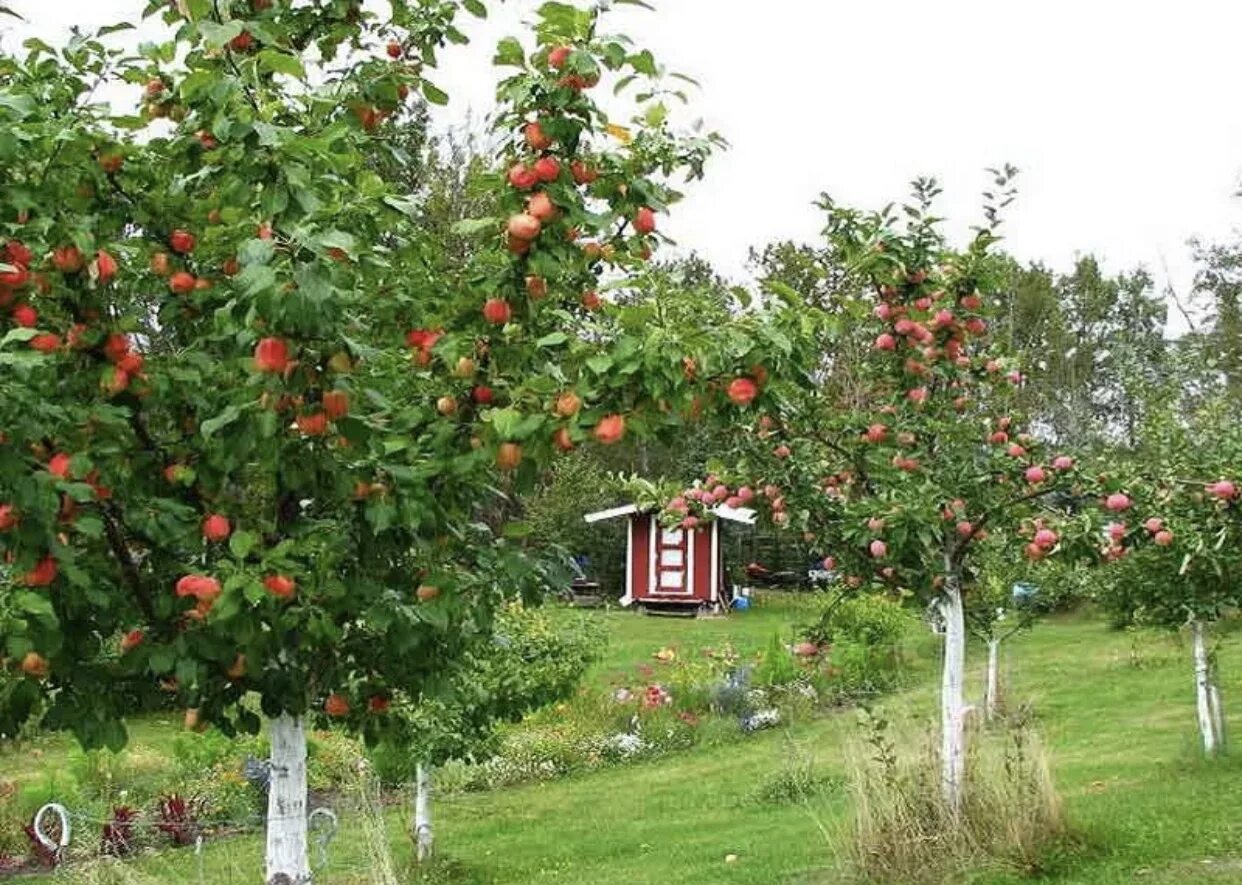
[306,729,367,794]
[844,712,1071,883]
[803,594,912,704]
[755,632,800,687]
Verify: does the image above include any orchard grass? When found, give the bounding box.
[6,602,1242,884]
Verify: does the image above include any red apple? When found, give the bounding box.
[727,377,758,406]
[533,156,560,182]
[202,513,232,542]
[633,207,656,235]
[496,442,523,470]
[508,163,538,190]
[507,213,541,241]
[523,121,552,150]
[1104,493,1132,513]
[169,271,196,294]
[594,414,625,445]
[482,298,512,325]
[169,229,196,254]
[254,337,290,373]
[527,192,556,221]
[264,574,297,600]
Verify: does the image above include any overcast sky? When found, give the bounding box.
[6,1,1241,331]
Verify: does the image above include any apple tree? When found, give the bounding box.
[715,176,1104,811]
[1093,398,1241,754]
[0,0,781,879]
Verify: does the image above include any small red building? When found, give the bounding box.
[583,504,756,613]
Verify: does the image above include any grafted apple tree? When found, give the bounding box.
[0,0,782,879]
[1094,399,1242,754]
[721,177,1099,812]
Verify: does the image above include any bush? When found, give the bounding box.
[844,713,1072,883]
[802,593,911,704]
[755,632,800,687]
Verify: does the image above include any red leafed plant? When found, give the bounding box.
[100,806,137,857]
[22,824,58,869]
[156,793,204,847]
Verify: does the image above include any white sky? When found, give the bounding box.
[6,0,1242,332]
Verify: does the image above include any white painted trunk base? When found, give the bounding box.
[1209,682,1226,750]
[939,568,967,814]
[1192,621,1227,755]
[265,714,311,884]
[414,763,433,862]
[984,636,1001,723]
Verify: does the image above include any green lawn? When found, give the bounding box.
[6,598,1242,884]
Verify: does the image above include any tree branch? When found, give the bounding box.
[100,503,155,622]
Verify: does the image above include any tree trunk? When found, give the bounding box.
[266,714,311,884]
[939,562,967,814]
[1192,620,1218,755]
[984,635,1001,723]
[413,763,433,862]
[1209,681,1226,752]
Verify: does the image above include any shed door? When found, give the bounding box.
[652,525,693,596]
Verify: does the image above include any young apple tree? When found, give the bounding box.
[721,177,1097,812]
[0,1,780,878]
[1094,400,1242,754]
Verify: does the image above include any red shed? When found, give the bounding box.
[583,503,756,614]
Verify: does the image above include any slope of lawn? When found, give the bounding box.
[7,600,1242,884]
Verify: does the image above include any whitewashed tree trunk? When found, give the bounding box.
[939,561,967,814]
[984,635,1001,723]
[1209,681,1226,751]
[1192,620,1218,755]
[414,763,433,862]
[266,714,311,884]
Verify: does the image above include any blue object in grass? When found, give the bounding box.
[732,596,751,611]
[1012,582,1038,603]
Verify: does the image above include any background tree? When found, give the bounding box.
[1095,396,1242,753]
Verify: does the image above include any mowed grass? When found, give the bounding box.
[8,598,1242,884]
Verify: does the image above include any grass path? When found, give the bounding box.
[8,604,1242,883]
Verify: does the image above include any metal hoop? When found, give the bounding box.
[308,807,338,870]
[33,802,71,858]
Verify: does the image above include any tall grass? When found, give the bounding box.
[844,712,1069,883]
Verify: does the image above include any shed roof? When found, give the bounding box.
[584,503,756,526]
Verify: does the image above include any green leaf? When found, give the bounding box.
[494,37,525,67]
[0,92,35,117]
[502,521,534,539]
[536,331,569,347]
[383,195,419,218]
[15,592,55,622]
[198,20,243,49]
[586,354,612,374]
[202,405,242,438]
[464,0,487,16]
[1,327,38,347]
[490,407,522,440]
[252,122,285,147]
[421,80,449,106]
[258,49,305,80]
[450,217,498,236]
[230,530,259,560]
[148,646,175,675]
[75,516,105,539]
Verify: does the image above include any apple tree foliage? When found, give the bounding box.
[0,0,794,758]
